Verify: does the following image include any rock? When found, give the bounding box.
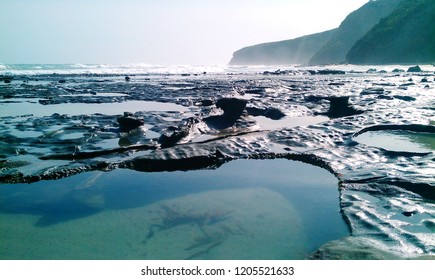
[407,65,422,72]
[360,87,385,95]
[326,96,362,118]
[117,112,144,132]
[125,149,231,172]
[158,117,197,148]
[125,76,131,82]
[421,78,429,83]
[263,69,291,75]
[366,68,377,73]
[309,69,346,75]
[204,98,248,129]
[246,107,285,120]
[392,68,404,73]
[216,98,247,118]
[400,82,415,87]
[58,79,66,83]
[1,76,13,84]
[328,82,346,86]
[195,99,213,107]
[393,95,416,102]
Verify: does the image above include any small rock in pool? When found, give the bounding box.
[117,112,144,132]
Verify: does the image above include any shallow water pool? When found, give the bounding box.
[354,130,435,153]
[0,159,348,260]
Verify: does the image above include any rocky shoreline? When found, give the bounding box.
[1,66,434,259]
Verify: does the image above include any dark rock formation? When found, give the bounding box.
[123,149,232,172]
[360,87,385,95]
[158,117,198,148]
[407,65,422,73]
[326,96,363,118]
[195,99,214,107]
[246,107,286,120]
[117,112,144,132]
[204,98,248,129]
[308,70,346,75]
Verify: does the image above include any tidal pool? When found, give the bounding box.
[0,159,348,260]
[354,130,435,153]
[0,99,187,117]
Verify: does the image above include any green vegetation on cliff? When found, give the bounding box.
[309,0,403,65]
[347,0,435,64]
[229,29,336,65]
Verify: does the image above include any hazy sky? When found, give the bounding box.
[0,0,368,65]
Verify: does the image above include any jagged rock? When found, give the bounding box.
[158,117,197,148]
[407,65,422,72]
[117,112,144,132]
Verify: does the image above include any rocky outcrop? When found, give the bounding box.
[117,112,144,132]
[204,98,248,129]
[229,29,336,65]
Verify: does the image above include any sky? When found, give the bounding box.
[0,0,369,65]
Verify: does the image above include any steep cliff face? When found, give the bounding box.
[229,29,336,65]
[346,0,435,64]
[308,0,403,65]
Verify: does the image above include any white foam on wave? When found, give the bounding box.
[0,63,230,76]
